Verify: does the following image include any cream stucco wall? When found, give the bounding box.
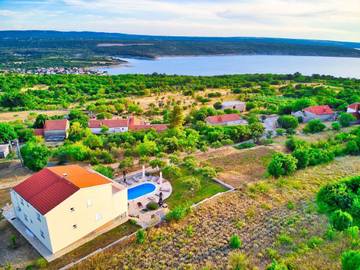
[44,183,127,253]
[90,127,128,134]
[11,190,53,251]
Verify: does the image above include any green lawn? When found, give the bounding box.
[165,168,228,208]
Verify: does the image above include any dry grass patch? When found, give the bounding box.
[0,110,68,122]
[200,146,277,187]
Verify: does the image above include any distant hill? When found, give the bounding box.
[1,30,360,69]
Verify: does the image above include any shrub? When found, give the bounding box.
[146,201,159,211]
[332,122,341,131]
[136,229,146,244]
[235,142,256,149]
[227,252,249,270]
[118,157,134,169]
[213,101,222,110]
[303,119,326,134]
[276,128,286,136]
[346,226,359,240]
[307,236,324,248]
[166,206,190,222]
[266,260,289,270]
[277,115,299,130]
[345,140,360,155]
[339,113,356,127]
[277,233,293,245]
[331,210,353,231]
[21,141,50,171]
[35,258,48,269]
[185,225,194,237]
[267,153,297,178]
[341,250,360,270]
[180,176,201,191]
[93,165,114,179]
[308,148,334,166]
[162,165,181,179]
[285,137,307,151]
[229,234,242,249]
[9,234,17,249]
[292,148,309,169]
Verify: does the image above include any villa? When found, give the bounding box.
[0,143,10,159]
[205,114,247,126]
[8,165,127,255]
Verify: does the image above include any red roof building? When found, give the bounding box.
[44,119,69,131]
[303,105,334,115]
[205,114,246,125]
[88,119,128,129]
[348,103,360,112]
[12,165,111,215]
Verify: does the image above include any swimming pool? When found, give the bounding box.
[128,182,156,200]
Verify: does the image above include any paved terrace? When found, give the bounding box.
[115,167,172,228]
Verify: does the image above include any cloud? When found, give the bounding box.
[0,0,359,41]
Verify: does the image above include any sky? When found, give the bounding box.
[0,0,359,42]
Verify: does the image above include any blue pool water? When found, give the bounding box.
[128,182,156,200]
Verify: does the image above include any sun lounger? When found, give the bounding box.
[160,188,170,192]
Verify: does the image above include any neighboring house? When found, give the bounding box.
[262,115,279,135]
[205,114,247,126]
[10,165,127,254]
[292,105,335,122]
[128,116,168,132]
[89,117,168,134]
[346,103,360,124]
[0,143,10,158]
[33,120,69,141]
[89,119,129,134]
[221,101,246,112]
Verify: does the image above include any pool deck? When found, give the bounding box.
[115,169,172,228]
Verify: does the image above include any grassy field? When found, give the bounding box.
[165,167,228,208]
[0,110,68,122]
[72,156,360,269]
[198,145,279,187]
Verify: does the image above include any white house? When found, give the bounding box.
[221,101,246,112]
[292,105,335,122]
[10,165,127,254]
[89,119,129,134]
[0,143,10,158]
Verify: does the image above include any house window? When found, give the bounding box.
[36,213,41,222]
[17,206,21,212]
[87,199,92,208]
[73,224,77,229]
[95,213,102,221]
[70,207,75,212]
[40,230,45,239]
[24,214,28,222]
[20,198,24,206]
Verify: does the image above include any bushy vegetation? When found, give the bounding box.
[303,119,326,133]
[342,250,360,270]
[267,153,297,178]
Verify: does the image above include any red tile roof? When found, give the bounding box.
[13,169,79,215]
[44,119,69,131]
[348,103,360,111]
[304,105,334,115]
[13,165,112,215]
[130,124,168,132]
[89,119,128,128]
[205,114,241,124]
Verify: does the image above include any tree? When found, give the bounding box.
[68,110,89,127]
[0,123,17,143]
[68,122,90,141]
[303,119,326,134]
[277,115,299,130]
[249,122,265,143]
[33,114,48,128]
[342,250,360,270]
[339,113,356,127]
[119,157,134,169]
[229,234,242,249]
[169,105,184,128]
[267,153,297,178]
[213,101,222,110]
[292,98,315,112]
[331,210,353,231]
[21,140,50,171]
[292,148,309,169]
[345,140,360,155]
[332,122,341,131]
[83,134,103,149]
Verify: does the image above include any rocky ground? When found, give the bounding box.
[74,156,360,270]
